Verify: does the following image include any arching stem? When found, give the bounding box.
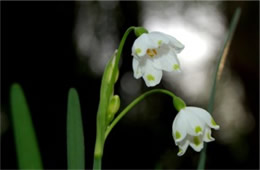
[105,89,176,139]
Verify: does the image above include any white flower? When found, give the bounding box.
[132,32,184,87]
[172,106,220,156]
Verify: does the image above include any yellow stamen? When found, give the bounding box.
[146,48,157,57]
[152,49,157,55]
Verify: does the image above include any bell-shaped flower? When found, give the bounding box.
[172,106,220,156]
[132,32,184,87]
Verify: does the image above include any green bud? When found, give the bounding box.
[173,96,186,111]
[107,95,120,123]
[106,50,118,83]
[134,27,148,37]
[114,69,119,83]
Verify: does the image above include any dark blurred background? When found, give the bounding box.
[1,1,259,169]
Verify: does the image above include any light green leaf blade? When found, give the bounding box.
[67,88,85,169]
[10,83,43,169]
[197,8,241,170]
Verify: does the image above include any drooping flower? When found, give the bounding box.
[132,31,184,87]
[172,106,220,156]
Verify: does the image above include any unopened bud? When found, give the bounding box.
[106,50,118,83]
[114,69,119,83]
[107,95,120,123]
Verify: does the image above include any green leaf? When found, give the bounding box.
[197,8,241,170]
[10,83,43,169]
[67,88,85,169]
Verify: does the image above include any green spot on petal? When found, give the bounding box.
[173,64,180,70]
[158,40,162,45]
[175,131,181,139]
[193,136,201,146]
[195,126,202,133]
[135,48,142,54]
[207,132,211,140]
[211,118,217,126]
[146,74,155,81]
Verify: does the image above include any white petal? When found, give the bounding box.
[132,34,157,57]
[177,139,189,156]
[181,108,205,136]
[153,48,181,72]
[172,111,187,143]
[141,59,162,87]
[189,135,204,152]
[203,127,215,142]
[187,107,220,130]
[167,36,184,53]
[132,57,142,79]
[148,32,170,47]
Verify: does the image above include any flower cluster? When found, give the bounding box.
[131,32,184,87]
[172,107,220,156]
[131,29,220,156]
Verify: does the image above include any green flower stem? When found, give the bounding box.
[114,26,135,70]
[93,26,135,170]
[105,89,176,139]
[93,157,101,170]
[197,8,241,170]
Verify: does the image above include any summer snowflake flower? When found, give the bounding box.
[172,106,220,156]
[132,32,184,87]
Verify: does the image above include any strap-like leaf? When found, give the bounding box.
[10,83,43,169]
[197,8,241,170]
[67,88,85,169]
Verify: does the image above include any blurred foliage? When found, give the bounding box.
[67,88,85,169]
[10,83,43,169]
